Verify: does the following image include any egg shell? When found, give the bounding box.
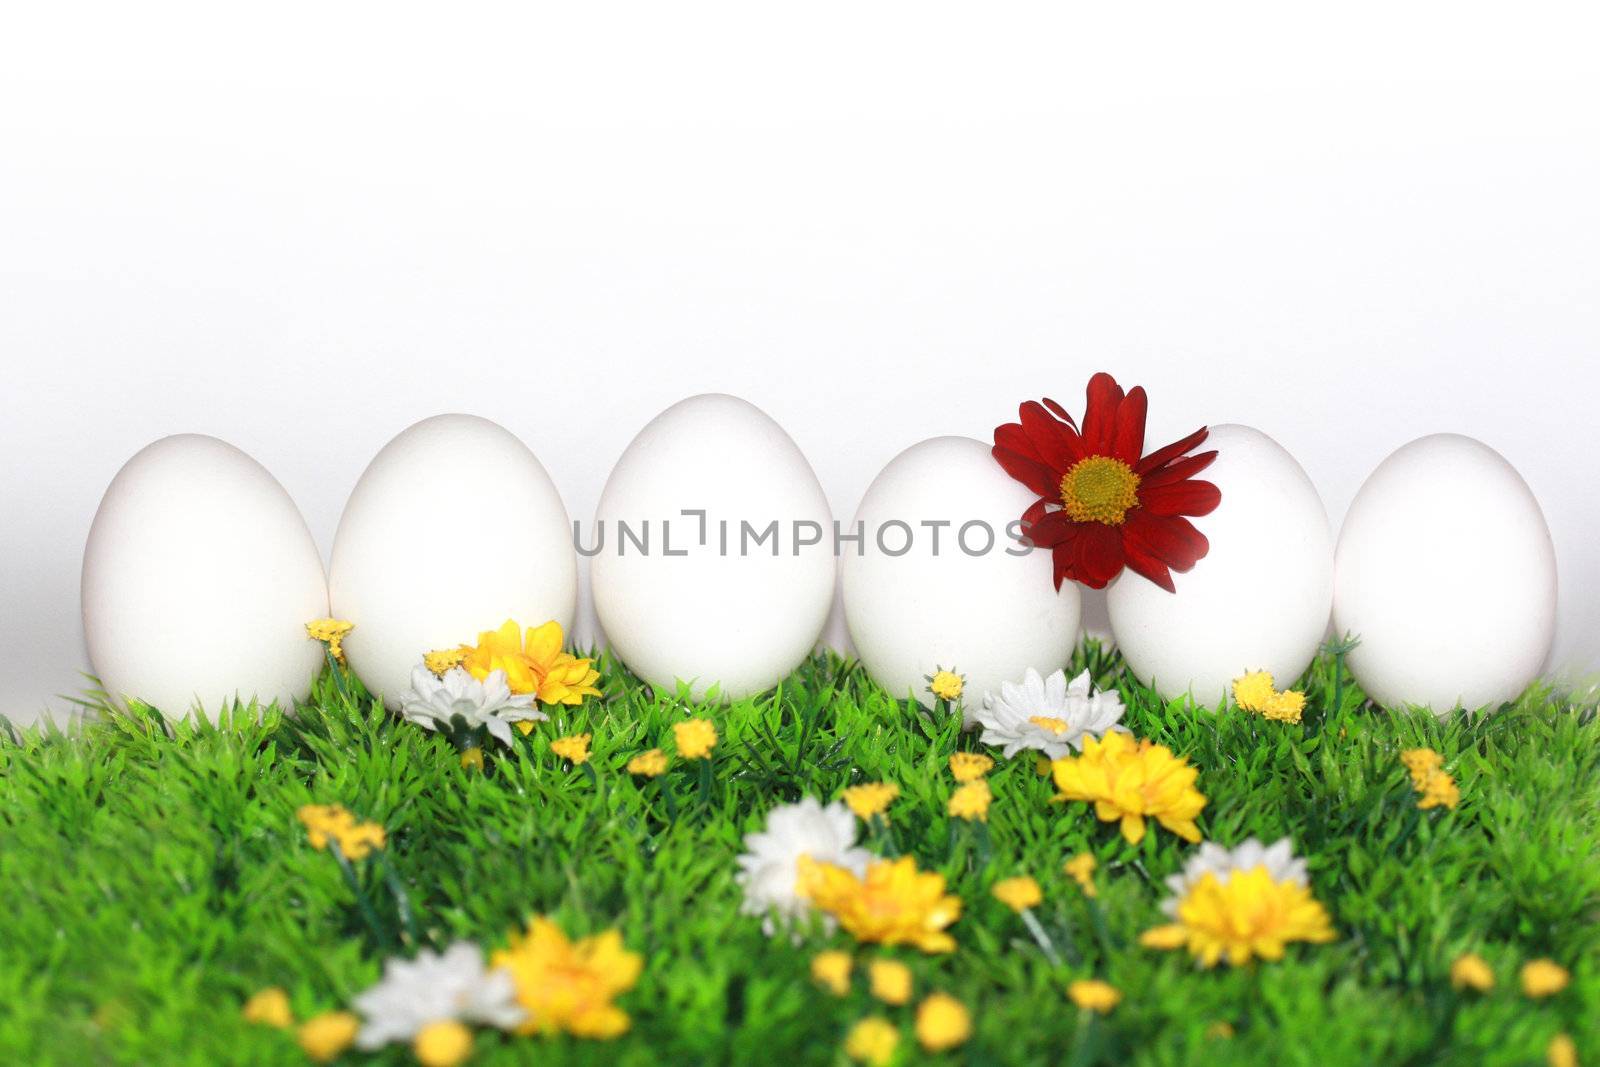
[1333,433,1556,714]
[842,435,1081,720]
[329,414,577,708]
[81,434,328,718]
[591,394,835,701]
[1107,424,1333,705]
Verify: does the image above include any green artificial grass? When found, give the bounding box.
[1,643,1596,1067]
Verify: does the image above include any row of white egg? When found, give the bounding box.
[80,393,1557,720]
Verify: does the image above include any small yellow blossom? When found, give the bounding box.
[811,950,852,996]
[800,856,962,954]
[423,647,467,676]
[305,618,354,664]
[1450,952,1495,992]
[868,959,913,1005]
[1521,959,1571,999]
[241,987,293,1029]
[929,670,964,702]
[844,1016,899,1065]
[1068,979,1121,1014]
[1205,1021,1236,1040]
[297,1011,359,1063]
[1051,732,1206,845]
[1402,748,1460,810]
[414,1020,473,1067]
[949,752,994,782]
[1140,867,1335,967]
[1401,747,1444,787]
[296,804,386,860]
[459,619,601,705]
[1548,1033,1578,1067]
[492,918,643,1039]
[1064,853,1098,898]
[992,876,1042,913]
[674,718,718,760]
[948,779,992,822]
[915,993,972,1052]
[551,733,592,765]
[459,746,484,772]
[1232,670,1277,712]
[1262,689,1306,724]
[843,782,900,821]
[627,748,669,777]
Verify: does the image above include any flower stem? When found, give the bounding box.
[698,758,713,809]
[378,851,419,948]
[330,843,391,949]
[1020,908,1063,967]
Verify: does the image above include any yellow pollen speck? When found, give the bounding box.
[992,876,1042,912]
[297,1011,359,1063]
[1029,715,1070,735]
[948,753,993,782]
[1060,456,1141,525]
[843,783,900,821]
[241,987,293,1029]
[1067,979,1121,1014]
[868,959,913,1005]
[914,993,972,1052]
[1450,953,1495,992]
[948,779,992,822]
[811,950,852,996]
[551,733,592,765]
[844,1016,899,1065]
[1064,853,1098,897]
[675,719,718,760]
[627,748,669,777]
[1520,958,1570,999]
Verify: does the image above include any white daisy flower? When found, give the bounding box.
[352,941,526,1049]
[1159,837,1309,917]
[974,668,1127,759]
[399,664,546,747]
[735,797,874,936]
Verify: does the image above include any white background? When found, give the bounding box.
[3,2,1596,724]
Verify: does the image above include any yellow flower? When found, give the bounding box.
[1051,732,1206,845]
[1402,748,1460,810]
[1400,748,1444,788]
[1232,670,1277,712]
[799,856,962,954]
[627,748,669,777]
[1450,953,1495,992]
[949,752,994,782]
[1548,1033,1578,1067]
[296,804,386,860]
[992,876,1042,913]
[297,1011,359,1063]
[842,782,900,821]
[241,987,293,1029]
[305,618,354,664]
[1205,1021,1236,1040]
[915,993,972,1052]
[1520,959,1570,999]
[674,718,718,760]
[948,779,992,822]
[1140,867,1335,967]
[868,958,913,1005]
[459,746,484,772]
[1064,853,1098,898]
[811,950,852,996]
[1068,979,1121,1014]
[844,1017,899,1065]
[423,647,467,676]
[459,620,601,705]
[492,918,643,1039]
[1262,689,1306,724]
[551,733,592,765]
[929,670,964,702]
[414,1020,473,1067]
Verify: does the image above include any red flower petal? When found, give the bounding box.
[992,439,1059,498]
[1121,538,1176,592]
[1073,522,1126,589]
[1140,450,1218,489]
[1081,373,1125,455]
[1137,426,1210,475]
[1139,478,1222,517]
[1019,400,1083,469]
[1125,511,1210,571]
[1111,386,1147,465]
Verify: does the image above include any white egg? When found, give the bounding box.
[1333,433,1555,714]
[591,394,835,701]
[1107,424,1333,705]
[329,414,577,708]
[81,434,328,718]
[842,436,1081,719]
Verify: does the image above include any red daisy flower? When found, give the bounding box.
[992,372,1221,593]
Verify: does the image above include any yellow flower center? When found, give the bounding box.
[1029,716,1070,735]
[1059,456,1141,525]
